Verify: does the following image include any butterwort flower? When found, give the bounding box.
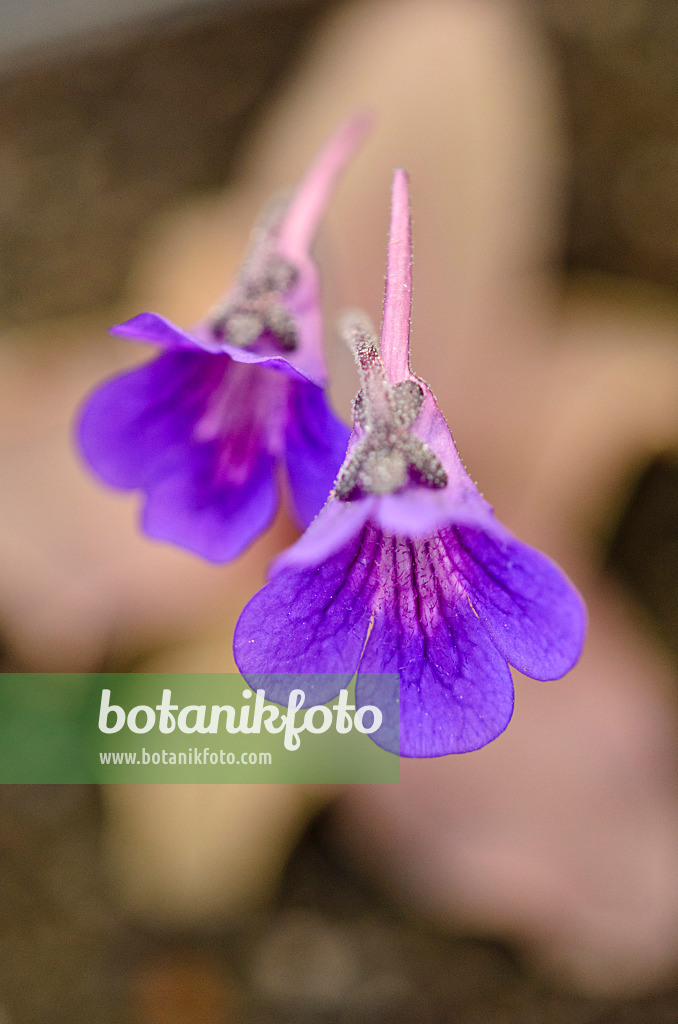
[234,170,586,758]
[77,117,368,562]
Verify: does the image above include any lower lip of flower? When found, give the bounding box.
[367,523,469,629]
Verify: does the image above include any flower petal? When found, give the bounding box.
[271,498,373,573]
[111,312,222,353]
[142,445,277,562]
[234,526,377,704]
[218,341,321,385]
[79,350,282,561]
[355,532,515,757]
[444,524,587,680]
[78,350,221,490]
[111,311,325,386]
[358,602,514,758]
[375,485,492,539]
[284,380,350,528]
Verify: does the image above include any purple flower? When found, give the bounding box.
[78,117,369,562]
[233,170,587,758]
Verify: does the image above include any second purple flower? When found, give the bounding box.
[78,117,367,562]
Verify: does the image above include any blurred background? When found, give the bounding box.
[2,0,678,1021]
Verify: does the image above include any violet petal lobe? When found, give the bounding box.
[233,525,376,705]
[141,445,277,563]
[110,312,216,352]
[78,350,221,490]
[444,524,587,680]
[357,595,514,758]
[78,350,281,561]
[353,526,514,757]
[284,380,351,528]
